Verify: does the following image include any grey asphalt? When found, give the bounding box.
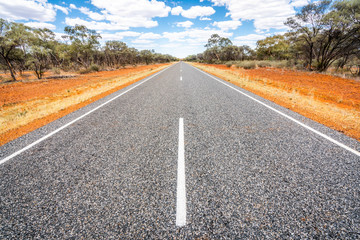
[0,62,359,239]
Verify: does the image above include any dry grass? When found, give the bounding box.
[190,62,360,141]
[0,63,171,145]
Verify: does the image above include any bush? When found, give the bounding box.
[90,64,100,72]
[79,68,92,74]
[257,61,271,68]
[225,61,233,68]
[236,61,256,69]
[52,67,61,74]
[270,60,288,68]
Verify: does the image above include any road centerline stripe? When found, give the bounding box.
[0,63,177,166]
[176,118,186,227]
[190,64,360,157]
[180,76,182,81]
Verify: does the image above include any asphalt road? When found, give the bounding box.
[1,62,359,239]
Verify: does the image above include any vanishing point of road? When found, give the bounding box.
[1,62,359,239]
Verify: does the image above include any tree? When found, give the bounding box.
[63,25,101,68]
[0,19,32,81]
[140,50,153,65]
[313,0,360,71]
[286,0,360,72]
[285,0,331,70]
[104,41,129,68]
[27,28,56,79]
[256,35,290,60]
[204,34,232,61]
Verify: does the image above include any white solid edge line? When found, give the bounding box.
[189,64,360,157]
[176,118,186,227]
[0,63,177,166]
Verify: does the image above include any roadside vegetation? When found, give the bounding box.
[185,0,360,78]
[0,21,177,82]
[0,20,178,145]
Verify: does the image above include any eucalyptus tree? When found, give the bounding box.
[27,28,56,79]
[204,34,232,62]
[104,40,129,68]
[0,19,33,81]
[63,24,101,69]
[256,35,291,60]
[313,0,360,71]
[285,0,331,70]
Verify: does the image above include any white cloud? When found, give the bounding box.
[176,21,193,28]
[233,33,267,48]
[85,0,171,30]
[132,39,153,44]
[69,3,77,9]
[212,20,241,31]
[181,6,215,19]
[163,28,232,44]
[54,5,69,15]
[53,32,66,41]
[65,17,158,30]
[78,7,105,21]
[139,32,162,39]
[0,0,57,22]
[171,6,183,15]
[101,31,141,41]
[209,0,297,31]
[200,17,211,21]
[25,21,56,30]
[290,0,309,7]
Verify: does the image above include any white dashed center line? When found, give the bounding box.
[176,118,186,227]
[180,76,182,81]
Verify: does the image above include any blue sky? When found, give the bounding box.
[0,0,310,58]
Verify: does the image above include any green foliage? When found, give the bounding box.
[256,35,291,60]
[0,19,33,81]
[257,61,271,68]
[186,0,360,75]
[79,68,92,74]
[52,67,61,74]
[225,62,233,68]
[90,64,100,72]
[0,20,178,81]
[285,0,360,72]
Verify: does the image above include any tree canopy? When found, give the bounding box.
[0,20,178,81]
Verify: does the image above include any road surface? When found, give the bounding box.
[1,62,359,239]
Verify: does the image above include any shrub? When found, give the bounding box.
[79,68,92,74]
[225,61,233,68]
[52,67,61,74]
[270,60,288,69]
[236,61,256,69]
[90,64,100,72]
[257,61,271,68]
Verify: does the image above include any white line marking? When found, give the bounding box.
[176,118,186,227]
[190,64,360,157]
[180,76,182,81]
[0,64,177,166]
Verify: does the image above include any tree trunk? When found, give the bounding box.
[308,43,313,71]
[3,57,17,81]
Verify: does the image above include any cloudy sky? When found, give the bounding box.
[0,0,310,58]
